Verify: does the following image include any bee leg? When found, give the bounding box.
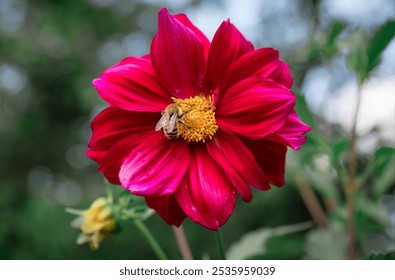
[178,120,191,128]
[179,109,193,118]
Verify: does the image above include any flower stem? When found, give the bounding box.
[133,220,168,260]
[345,83,363,260]
[215,230,226,260]
[294,175,329,228]
[346,191,355,259]
[172,225,193,260]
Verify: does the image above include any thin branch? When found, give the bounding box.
[172,225,193,260]
[348,83,362,186]
[345,83,363,260]
[133,220,168,260]
[295,175,329,228]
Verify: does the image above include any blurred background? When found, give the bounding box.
[0,0,394,260]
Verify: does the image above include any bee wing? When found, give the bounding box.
[155,114,168,131]
[167,113,178,132]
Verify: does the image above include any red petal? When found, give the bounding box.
[87,150,107,166]
[261,60,293,88]
[93,56,171,112]
[96,133,148,185]
[216,77,296,139]
[266,109,311,150]
[86,107,159,184]
[220,48,293,93]
[207,131,270,202]
[145,195,186,227]
[175,145,236,230]
[205,20,253,91]
[175,13,210,59]
[243,138,287,187]
[88,107,158,152]
[119,132,190,196]
[151,8,205,98]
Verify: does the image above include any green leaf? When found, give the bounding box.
[373,154,395,198]
[307,21,345,62]
[327,22,346,45]
[293,88,316,131]
[323,22,346,59]
[366,20,395,76]
[346,20,395,83]
[359,146,395,194]
[258,234,306,259]
[332,138,349,161]
[354,195,389,239]
[360,146,395,198]
[369,251,395,260]
[226,221,313,260]
[348,49,369,82]
[304,167,342,204]
[304,224,348,259]
[307,40,321,62]
[355,195,388,227]
[375,146,395,164]
[343,29,368,82]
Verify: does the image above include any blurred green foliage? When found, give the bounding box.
[1,0,394,260]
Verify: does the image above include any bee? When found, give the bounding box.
[155,104,191,139]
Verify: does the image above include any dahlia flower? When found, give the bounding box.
[88,8,310,230]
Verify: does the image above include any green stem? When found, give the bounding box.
[133,220,168,260]
[215,230,226,260]
[346,191,355,260]
[345,83,363,260]
[294,175,329,228]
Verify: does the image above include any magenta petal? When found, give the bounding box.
[266,109,311,150]
[205,20,254,91]
[93,56,171,112]
[207,131,270,201]
[87,107,158,184]
[145,195,186,227]
[243,138,287,187]
[88,107,158,152]
[151,8,205,98]
[175,146,236,230]
[119,132,190,196]
[175,13,210,59]
[260,60,293,88]
[216,77,296,139]
[95,134,143,185]
[220,48,287,92]
[86,150,107,167]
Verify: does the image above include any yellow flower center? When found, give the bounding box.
[173,95,218,143]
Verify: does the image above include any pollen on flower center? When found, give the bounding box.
[172,95,218,143]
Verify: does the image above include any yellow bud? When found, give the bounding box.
[66,197,116,251]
